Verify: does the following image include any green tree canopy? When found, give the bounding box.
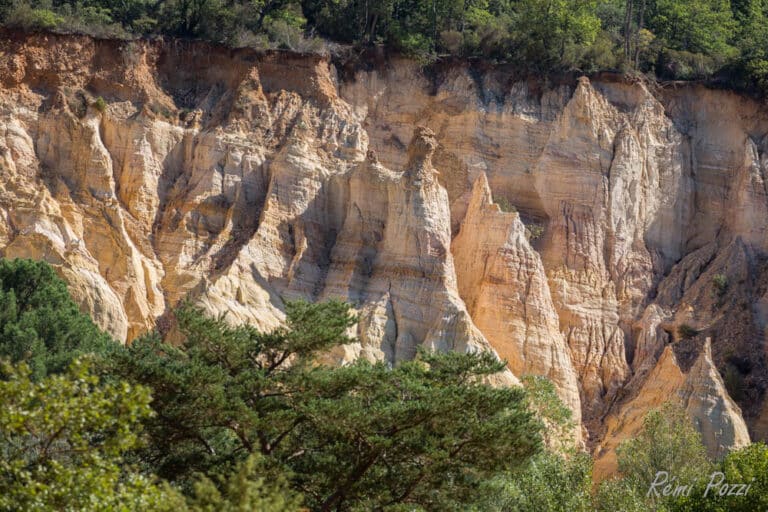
[511,0,601,68]
[669,442,768,512]
[105,300,543,510]
[648,0,736,55]
[187,454,304,512]
[595,402,714,511]
[0,258,114,379]
[6,0,768,94]
[615,402,713,493]
[0,358,185,512]
[483,450,593,512]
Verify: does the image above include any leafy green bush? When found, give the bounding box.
[712,273,728,297]
[657,48,723,80]
[648,0,736,57]
[0,356,303,511]
[229,29,270,49]
[130,15,158,34]
[596,402,713,511]
[665,442,768,511]
[439,29,463,55]
[495,196,516,213]
[521,374,574,444]
[392,31,434,60]
[264,3,309,51]
[511,0,601,70]
[594,477,648,512]
[528,224,545,241]
[188,455,304,512]
[93,96,107,112]
[0,358,186,511]
[477,376,591,512]
[709,442,768,511]
[580,30,623,72]
[485,451,594,512]
[616,403,712,491]
[5,5,63,30]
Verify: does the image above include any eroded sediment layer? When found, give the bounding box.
[1,32,765,461]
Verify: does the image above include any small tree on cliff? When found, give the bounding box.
[106,300,543,510]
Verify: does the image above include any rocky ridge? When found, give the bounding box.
[1,32,766,471]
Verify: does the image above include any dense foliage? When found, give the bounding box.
[595,402,713,510]
[1,1,767,91]
[5,257,768,510]
[105,300,543,510]
[594,403,768,512]
[0,358,308,511]
[0,359,186,511]
[0,258,113,379]
[479,450,594,511]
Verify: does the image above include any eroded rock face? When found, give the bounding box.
[1,33,767,462]
[321,128,510,369]
[452,173,581,428]
[594,339,750,481]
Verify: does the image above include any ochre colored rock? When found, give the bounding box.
[452,173,582,429]
[1,34,767,460]
[594,339,750,481]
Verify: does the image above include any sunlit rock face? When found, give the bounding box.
[593,339,750,480]
[2,33,767,460]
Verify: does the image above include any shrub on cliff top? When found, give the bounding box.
[495,196,516,213]
[4,5,63,30]
[712,273,728,297]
